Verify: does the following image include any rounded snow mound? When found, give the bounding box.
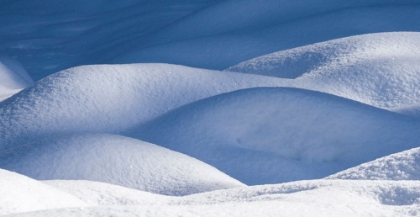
[327,147,420,180]
[44,180,170,206]
[0,169,87,215]
[0,63,284,151]
[226,32,420,114]
[130,87,420,184]
[0,134,244,196]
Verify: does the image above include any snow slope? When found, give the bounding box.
[327,147,420,181]
[226,32,420,115]
[6,180,420,217]
[0,57,33,101]
[44,180,170,206]
[130,87,420,184]
[116,4,420,70]
[2,0,420,80]
[0,169,87,215]
[0,134,244,196]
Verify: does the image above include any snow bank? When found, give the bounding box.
[0,63,286,150]
[44,180,170,206]
[7,180,420,217]
[0,134,244,196]
[327,147,420,180]
[0,169,87,215]
[130,87,420,184]
[226,32,420,114]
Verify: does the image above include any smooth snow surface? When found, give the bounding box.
[6,180,420,217]
[44,180,170,206]
[130,87,420,184]
[0,169,87,215]
[0,57,33,101]
[227,32,420,115]
[327,147,420,180]
[0,134,244,196]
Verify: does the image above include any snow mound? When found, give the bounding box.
[327,147,420,180]
[226,32,420,114]
[0,134,244,196]
[0,169,87,215]
[7,180,420,217]
[44,180,169,206]
[0,63,287,151]
[129,87,420,184]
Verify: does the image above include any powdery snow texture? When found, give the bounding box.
[327,147,420,180]
[0,134,244,196]
[0,169,87,215]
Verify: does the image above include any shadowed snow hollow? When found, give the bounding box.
[0,57,33,101]
[0,169,87,215]
[0,134,244,196]
[227,32,420,115]
[327,147,420,180]
[129,87,420,184]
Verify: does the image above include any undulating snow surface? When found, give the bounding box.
[0,134,244,196]
[130,87,420,184]
[2,0,420,216]
[227,32,420,116]
[0,169,87,215]
[5,180,420,217]
[327,147,420,181]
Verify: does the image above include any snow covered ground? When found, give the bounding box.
[1,0,420,216]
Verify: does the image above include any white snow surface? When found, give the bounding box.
[130,87,420,184]
[227,32,420,114]
[0,134,244,196]
[0,63,286,151]
[327,147,420,181]
[0,169,87,215]
[5,180,420,217]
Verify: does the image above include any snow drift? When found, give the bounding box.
[0,63,286,151]
[130,87,420,184]
[327,147,420,181]
[6,180,420,217]
[227,32,420,115]
[0,134,244,196]
[0,169,87,215]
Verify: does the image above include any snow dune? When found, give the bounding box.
[0,63,287,150]
[327,147,420,181]
[227,32,420,115]
[0,134,244,196]
[130,87,420,184]
[0,169,87,215]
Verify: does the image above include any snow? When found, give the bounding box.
[0,134,244,196]
[2,0,420,216]
[5,180,420,217]
[226,32,420,116]
[0,169,87,215]
[0,57,33,101]
[129,87,420,184]
[327,147,420,180]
